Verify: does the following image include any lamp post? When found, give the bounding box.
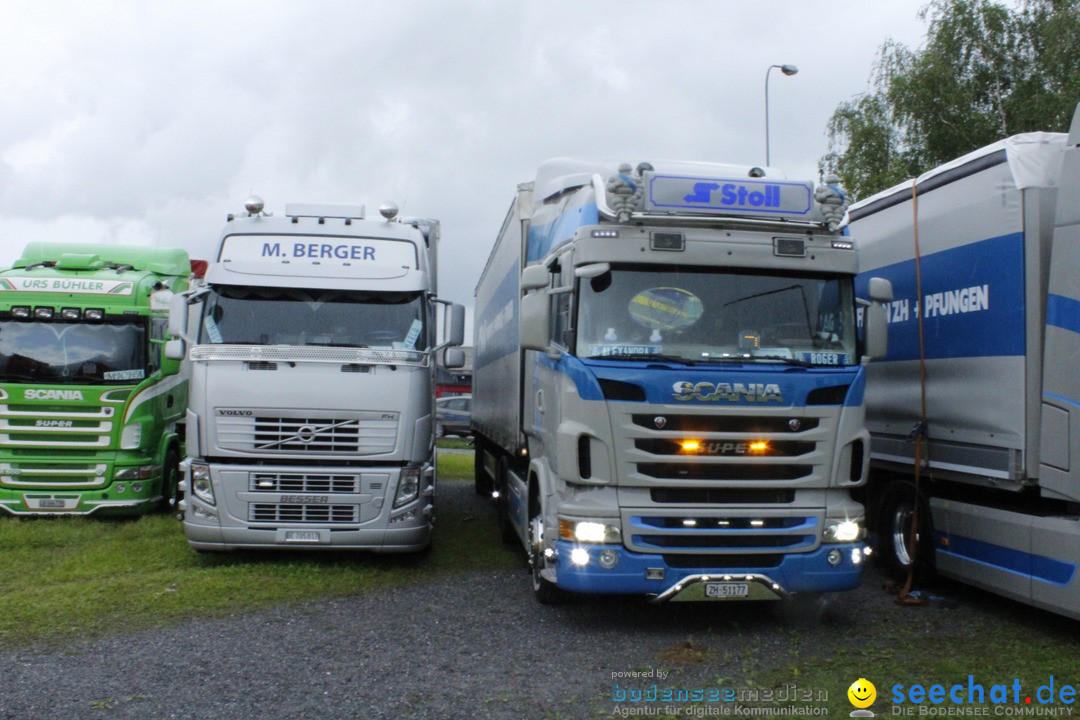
[765,63,799,167]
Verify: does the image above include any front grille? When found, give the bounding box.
[0,403,114,449]
[250,472,360,493]
[0,461,109,489]
[631,415,819,433]
[635,439,814,457]
[650,488,795,504]
[250,503,359,523]
[663,554,783,569]
[625,512,819,554]
[216,413,398,455]
[638,463,811,481]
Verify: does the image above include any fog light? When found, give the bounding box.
[598,549,619,569]
[390,508,417,524]
[570,548,590,566]
[852,548,864,565]
[827,548,843,567]
[114,483,127,494]
[132,483,143,493]
[193,505,217,521]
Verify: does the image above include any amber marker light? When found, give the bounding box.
[748,441,770,454]
[680,439,701,453]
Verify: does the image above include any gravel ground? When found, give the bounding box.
[0,482,1060,720]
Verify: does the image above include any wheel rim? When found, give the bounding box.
[889,499,917,568]
[529,517,545,589]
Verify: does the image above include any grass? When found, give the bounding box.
[747,617,1080,712]
[0,450,517,648]
[436,436,473,450]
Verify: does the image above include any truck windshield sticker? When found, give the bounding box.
[204,314,224,344]
[587,344,662,357]
[629,288,703,330]
[103,369,146,381]
[402,319,422,349]
[219,234,418,269]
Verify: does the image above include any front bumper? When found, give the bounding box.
[552,540,869,599]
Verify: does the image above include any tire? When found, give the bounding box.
[436,423,446,438]
[495,457,517,544]
[529,514,563,604]
[158,448,180,515]
[473,441,492,497]
[876,481,933,582]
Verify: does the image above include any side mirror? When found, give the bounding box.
[868,277,893,303]
[448,303,465,347]
[168,293,188,339]
[520,290,550,351]
[165,338,186,360]
[442,347,465,369]
[521,264,550,291]
[861,277,892,361]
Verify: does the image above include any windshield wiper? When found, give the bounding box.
[586,353,698,366]
[751,355,813,368]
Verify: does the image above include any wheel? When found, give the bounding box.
[876,481,933,581]
[436,423,446,438]
[158,448,180,514]
[473,442,492,496]
[529,513,567,604]
[495,457,517,544]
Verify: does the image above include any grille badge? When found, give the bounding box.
[788,419,801,431]
[654,416,667,429]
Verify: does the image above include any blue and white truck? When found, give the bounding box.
[168,197,464,552]
[472,158,891,602]
[849,106,1080,619]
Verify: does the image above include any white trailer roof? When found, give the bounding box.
[851,132,1067,217]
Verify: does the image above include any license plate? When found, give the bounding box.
[705,582,750,599]
[37,499,69,509]
[283,530,321,543]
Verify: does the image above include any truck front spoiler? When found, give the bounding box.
[650,573,788,603]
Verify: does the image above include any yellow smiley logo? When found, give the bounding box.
[848,678,876,709]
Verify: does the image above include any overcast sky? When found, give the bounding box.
[0,1,934,313]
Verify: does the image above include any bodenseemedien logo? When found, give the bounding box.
[849,678,877,717]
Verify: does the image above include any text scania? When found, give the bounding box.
[260,242,377,260]
[24,389,84,401]
[673,381,784,403]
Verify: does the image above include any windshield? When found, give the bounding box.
[0,320,148,384]
[576,266,856,366]
[198,286,428,350]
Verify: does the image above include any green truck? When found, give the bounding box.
[0,242,193,516]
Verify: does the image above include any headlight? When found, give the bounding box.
[823,518,864,543]
[191,462,215,505]
[558,518,621,544]
[393,467,421,508]
[114,465,156,481]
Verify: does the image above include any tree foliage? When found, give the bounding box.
[823,0,1080,200]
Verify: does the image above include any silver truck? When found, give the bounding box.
[849,103,1080,619]
[168,197,464,552]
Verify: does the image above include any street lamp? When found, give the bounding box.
[765,63,799,167]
